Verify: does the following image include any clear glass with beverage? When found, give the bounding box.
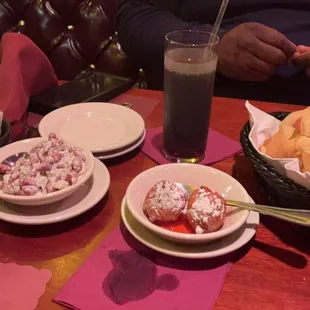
[163,30,219,163]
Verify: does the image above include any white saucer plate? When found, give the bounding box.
[0,159,110,225]
[38,102,145,153]
[121,196,259,259]
[95,130,146,160]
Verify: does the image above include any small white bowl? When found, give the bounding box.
[126,163,250,244]
[0,137,95,206]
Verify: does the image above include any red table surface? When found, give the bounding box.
[1,89,309,310]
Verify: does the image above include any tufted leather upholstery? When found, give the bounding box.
[0,0,139,81]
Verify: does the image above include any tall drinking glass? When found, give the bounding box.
[163,30,219,163]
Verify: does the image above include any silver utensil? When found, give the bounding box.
[0,152,27,181]
[120,102,132,109]
[176,183,310,226]
[1,152,27,167]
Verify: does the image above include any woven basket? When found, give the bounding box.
[240,111,310,210]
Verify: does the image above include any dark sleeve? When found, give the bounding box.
[116,0,225,87]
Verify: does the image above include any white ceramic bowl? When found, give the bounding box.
[0,137,95,206]
[126,163,250,244]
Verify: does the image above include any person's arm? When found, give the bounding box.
[116,0,224,86]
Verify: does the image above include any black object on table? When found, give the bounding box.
[28,72,135,115]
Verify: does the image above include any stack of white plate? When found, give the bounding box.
[38,102,146,160]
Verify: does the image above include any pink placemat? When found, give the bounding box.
[0,262,52,310]
[142,127,242,165]
[54,226,234,310]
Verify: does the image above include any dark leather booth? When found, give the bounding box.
[0,0,139,81]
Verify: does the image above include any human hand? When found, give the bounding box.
[218,22,296,81]
[290,45,310,77]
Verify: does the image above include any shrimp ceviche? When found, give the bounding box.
[0,133,86,196]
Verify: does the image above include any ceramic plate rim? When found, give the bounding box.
[126,163,250,242]
[95,129,146,160]
[38,102,145,152]
[0,158,110,225]
[121,196,259,259]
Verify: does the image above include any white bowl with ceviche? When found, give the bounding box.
[0,133,95,206]
[126,163,250,244]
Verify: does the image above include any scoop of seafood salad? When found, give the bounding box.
[0,133,86,196]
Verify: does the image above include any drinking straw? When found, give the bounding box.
[208,0,229,44]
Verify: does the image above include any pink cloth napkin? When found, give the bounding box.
[0,262,52,310]
[0,33,57,123]
[54,226,234,310]
[142,127,242,165]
